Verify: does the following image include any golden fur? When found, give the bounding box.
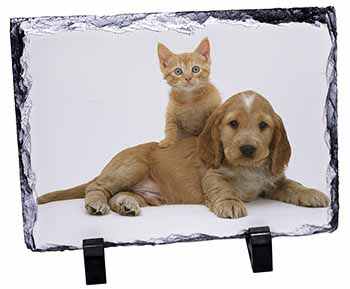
[37,91,329,218]
[157,38,221,147]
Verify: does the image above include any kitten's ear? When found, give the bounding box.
[194,37,210,61]
[158,43,174,69]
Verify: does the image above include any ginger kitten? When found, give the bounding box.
[157,38,221,147]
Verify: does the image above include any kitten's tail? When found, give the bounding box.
[37,178,96,204]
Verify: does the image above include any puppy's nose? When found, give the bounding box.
[240,145,256,157]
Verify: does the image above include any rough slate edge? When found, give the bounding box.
[9,6,338,252]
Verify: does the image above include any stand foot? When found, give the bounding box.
[245,226,273,273]
[83,238,107,285]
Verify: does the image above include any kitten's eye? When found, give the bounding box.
[192,66,200,73]
[259,121,268,130]
[174,68,183,76]
[229,120,239,129]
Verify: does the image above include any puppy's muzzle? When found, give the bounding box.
[240,145,256,158]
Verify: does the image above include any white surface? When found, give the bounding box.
[2,1,349,289]
[25,16,332,246]
[34,199,330,248]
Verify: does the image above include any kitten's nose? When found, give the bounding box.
[185,76,192,81]
[240,145,256,158]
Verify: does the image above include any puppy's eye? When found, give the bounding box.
[259,121,268,130]
[174,68,183,75]
[192,66,200,73]
[229,120,239,129]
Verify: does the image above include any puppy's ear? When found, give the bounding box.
[198,107,225,169]
[158,43,173,70]
[270,113,291,176]
[194,37,210,62]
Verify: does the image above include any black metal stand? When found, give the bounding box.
[81,227,271,284]
[83,238,107,285]
[245,226,273,273]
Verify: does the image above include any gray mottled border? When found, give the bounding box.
[10,6,338,252]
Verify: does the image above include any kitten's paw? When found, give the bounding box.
[111,195,141,216]
[212,199,247,219]
[159,139,175,148]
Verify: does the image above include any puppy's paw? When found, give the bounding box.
[159,139,175,148]
[297,189,330,208]
[111,195,141,216]
[212,199,247,219]
[85,198,110,215]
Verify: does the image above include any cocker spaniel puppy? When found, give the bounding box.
[37,90,329,219]
[199,90,330,218]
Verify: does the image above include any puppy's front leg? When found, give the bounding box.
[202,169,247,219]
[264,178,330,208]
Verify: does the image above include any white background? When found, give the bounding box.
[0,0,348,288]
[28,16,331,247]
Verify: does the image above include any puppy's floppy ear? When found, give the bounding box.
[198,106,225,169]
[270,113,291,176]
[194,37,210,62]
[157,43,174,70]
